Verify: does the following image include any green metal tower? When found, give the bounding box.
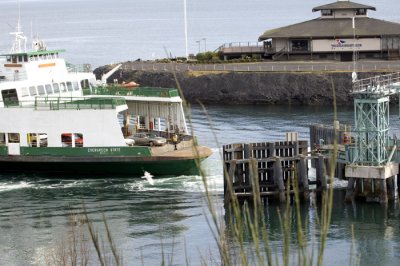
[351,73,400,166]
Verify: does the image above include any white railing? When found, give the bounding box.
[352,72,400,95]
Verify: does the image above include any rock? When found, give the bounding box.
[94,65,391,106]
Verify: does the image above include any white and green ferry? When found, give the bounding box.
[0,26,212,176]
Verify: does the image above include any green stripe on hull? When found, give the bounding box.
[0,158,200,176]
[0,147,7,156]
[21,146,152,157]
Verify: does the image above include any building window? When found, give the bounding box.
[356,9,366,15]
[291,40,309,51]
[321,9,332,16]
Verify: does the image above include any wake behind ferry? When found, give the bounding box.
[0,23,212,176]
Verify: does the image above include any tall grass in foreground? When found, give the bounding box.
[45,69,354,265]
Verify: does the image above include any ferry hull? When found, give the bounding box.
[0,156,201,176]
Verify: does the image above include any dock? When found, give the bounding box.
[222,134,330,203]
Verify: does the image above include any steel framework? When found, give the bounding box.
[351,72,400,166]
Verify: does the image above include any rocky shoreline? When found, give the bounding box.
[94,64,393,106]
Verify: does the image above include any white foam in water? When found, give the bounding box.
[0,181,32,192]
[141,171,155,185]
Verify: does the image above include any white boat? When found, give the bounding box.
[0,24,212,176]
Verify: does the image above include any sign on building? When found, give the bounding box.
[312,38,381,52]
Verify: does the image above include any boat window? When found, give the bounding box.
[1,89,19,106]
[29,86,37,96]
[80,79,89,89]
[20,87,29,97]
[60,82,67,92]
[37,85,45,95]
[61,133,83,147]
[8,133,20,143]
[73,81,80,91]
[0,133,5,146]
[75,133,83,147]
[27,133,48,147]
[45,84,53,94]
[6,56,11,62]
[24,55,28,62]
[18,55,23,62]
[66,82,73,92]
[12,56,17,63]
[53,83,60,93]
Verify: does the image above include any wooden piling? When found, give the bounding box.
[298,155,309,201]
[316,155,327,191]
[386,176,396,201]
[345,177,356,202]
[273,157,286,203]
[379,179,388,204]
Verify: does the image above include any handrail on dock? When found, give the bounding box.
[352,72,400,94]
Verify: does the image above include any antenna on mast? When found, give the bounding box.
[9,1,27,53]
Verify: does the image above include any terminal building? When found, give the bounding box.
[220,0,400,61]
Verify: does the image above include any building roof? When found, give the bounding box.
[312,1,376,12]
[259,17,400,40]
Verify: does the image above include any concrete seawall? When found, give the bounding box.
[94,66,393,105]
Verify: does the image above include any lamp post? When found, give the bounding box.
[184,0,188,59]
[202,38,207,52]
[196,40,201,54]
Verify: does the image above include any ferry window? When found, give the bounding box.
[20,87,29,97]
[75,133,83,147]
[61,133,83,147]
[1,89,19,106]
[61,133,72,147]
[73,81,80,91]
[12,56,17,63]
[24,55,28,62]
[60,82,67,92]
[45,84,53,94]
[29,86,37,96]
[8,133,20,143]
[27,133,48,147]
[66,82,73,92]
[0,133,5,146]
[18,55,23,62]
[53,83,60,93]
[291,40,309,51]
[37,85,45,95]
[80,79,89,89]
[6,56,11,62]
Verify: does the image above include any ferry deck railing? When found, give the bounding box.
[0,97,126,110]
